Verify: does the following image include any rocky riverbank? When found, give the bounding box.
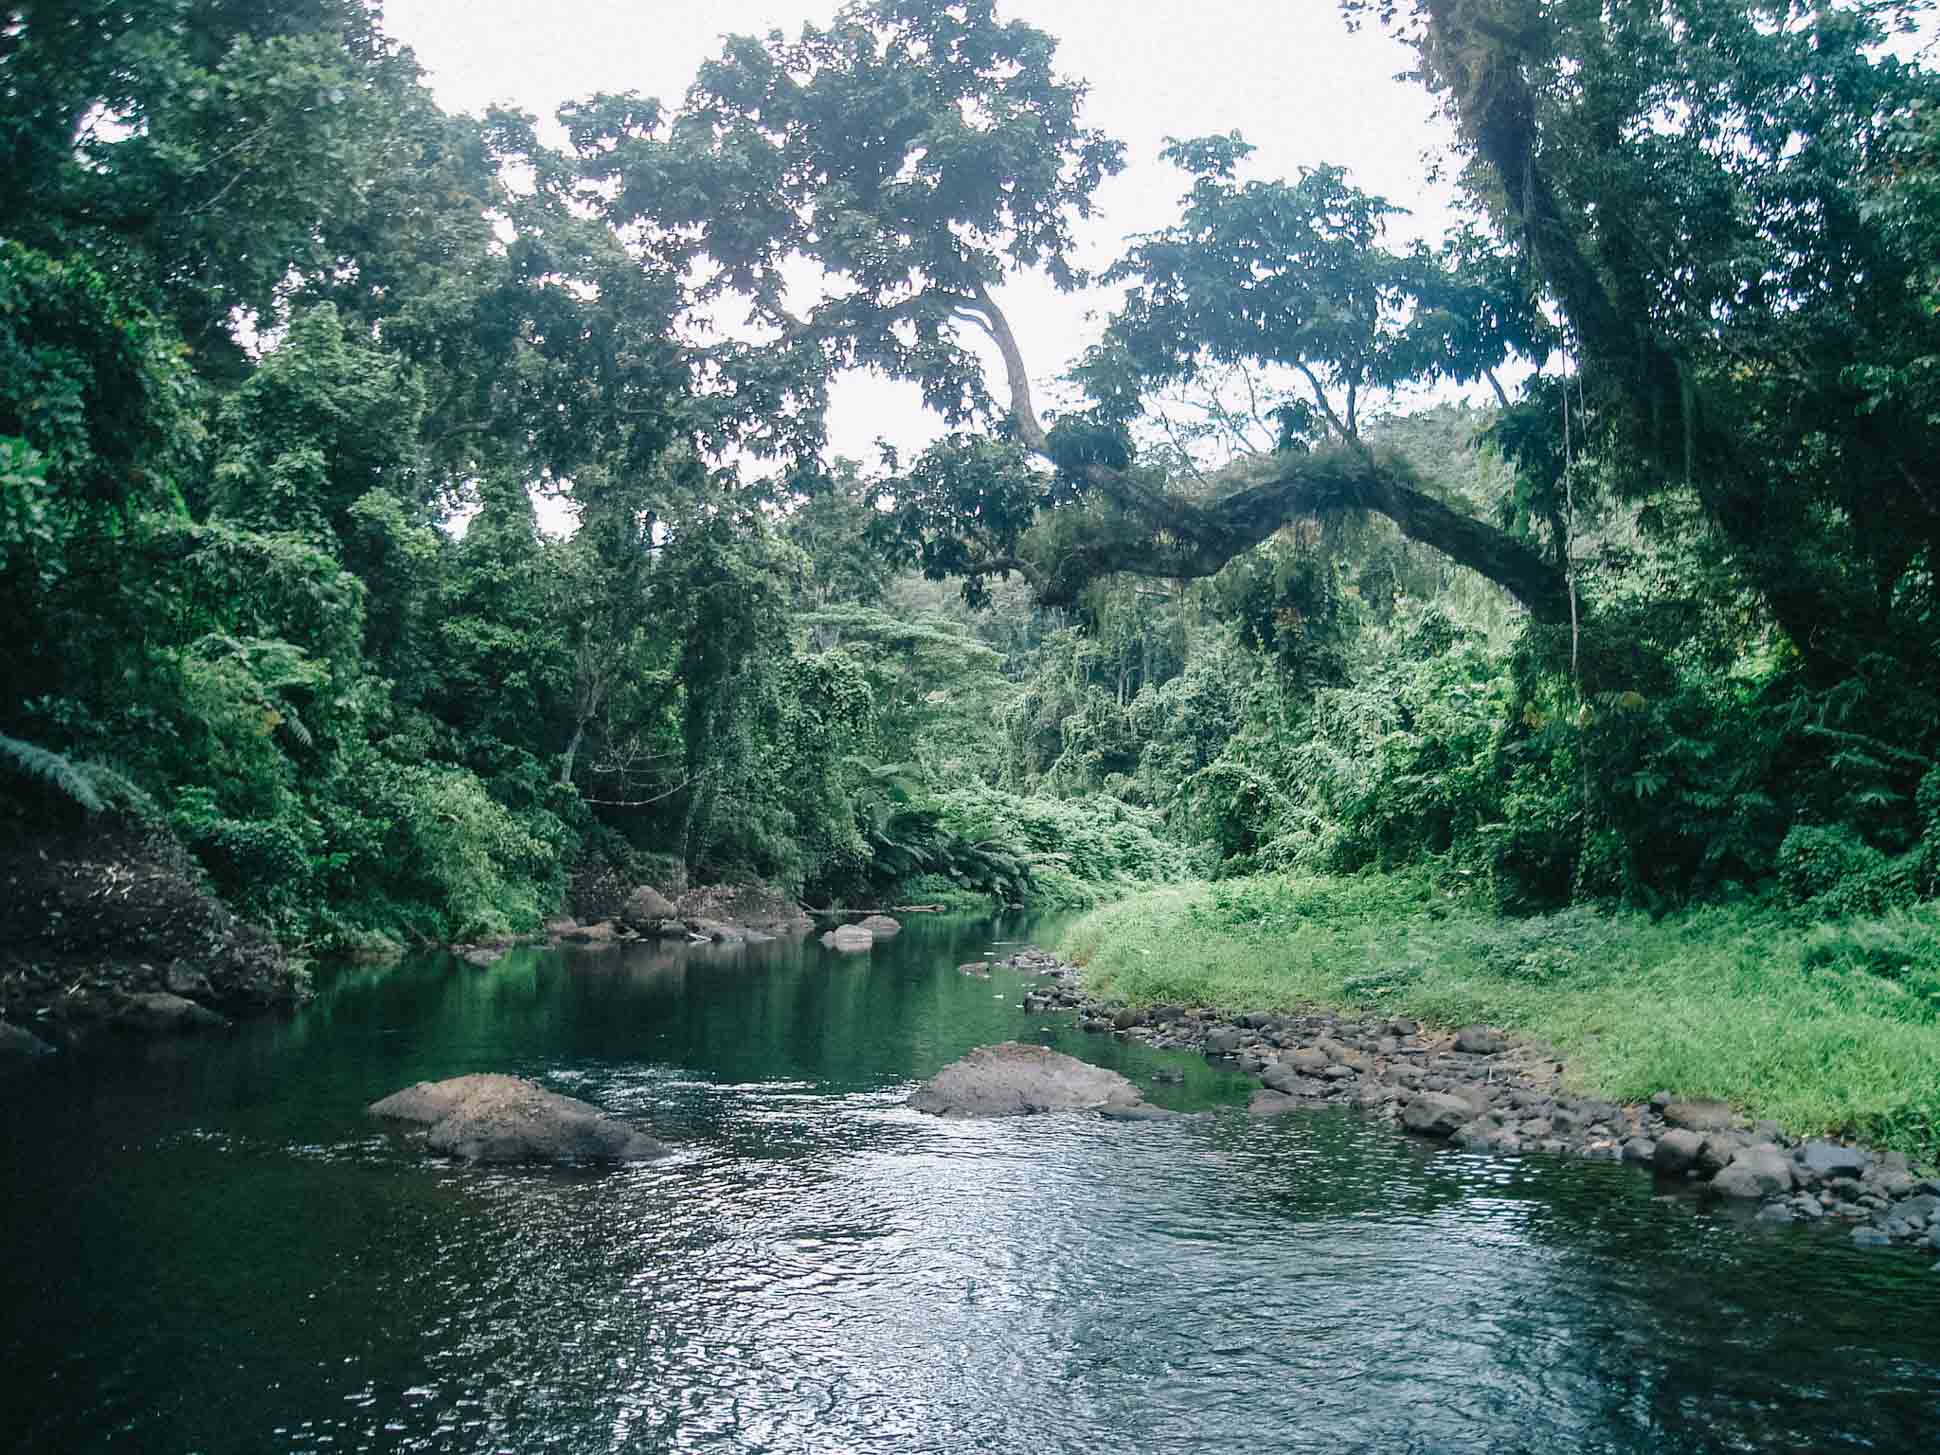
[1005,947,1940,1256]
[0,825,308,1056]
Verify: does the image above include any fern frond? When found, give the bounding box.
[0,732,104,812]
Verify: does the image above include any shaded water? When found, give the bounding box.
[2,914,1937,1453]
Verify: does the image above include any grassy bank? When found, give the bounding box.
[1060,873,1940,1164]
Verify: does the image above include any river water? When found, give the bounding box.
[2,914,1937,1453]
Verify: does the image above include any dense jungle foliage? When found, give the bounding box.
[5,0,1940,953]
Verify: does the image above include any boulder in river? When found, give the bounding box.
[822,924,874,952]
[907,1042,1160,1118]
[1797,1140,1871,1180]
[1400,1091,1474,1137]
[116,992,230,1033]
[369,1074,668,1163]
[1710,1144,1796,1200]
[857,914,901,936]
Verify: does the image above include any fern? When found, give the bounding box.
[0,732,105,812]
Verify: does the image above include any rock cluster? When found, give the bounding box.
[1009,949,1940,1253]
[369,1073,669,1164]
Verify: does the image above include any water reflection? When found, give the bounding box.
[0,917,1935,1453]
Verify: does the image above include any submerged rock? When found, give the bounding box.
[907,1042,1156,1118]
[822,924,874,952]
[116,992,230,1033]
[1711,1144,1795,1200]
[369,1073,667,1163]
[857,914,901,936]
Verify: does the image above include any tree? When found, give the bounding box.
[1349,0,1940,678]
[573,0,1572,622]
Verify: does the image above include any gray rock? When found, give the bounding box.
[820,924,873,952]
[1896,1194,1939,1223]
[1622,1136,1656,1164]
[459,945,508,968]
[618,885,677,930]
[1520,1118,1555,1140]
[1203,1026,1243,1056]
[1698,1133,1741,1176]
[1388,1017,1420,1037]
[369,1074,667,1163]
[1711,1144,1796,1200]
[1662,1098,1737,1132]
[564,920,617,943]
[1798,1140,1871,1179]
[1285,1047,1331,1076]
[1755,1202,1795,1224]
[1851,1225,1893,1248]
[1793,1195,1824,1219]
[1097,1102,1182,1121]
[116,992,229,1033]
[1111,1007,1143,1031]
[0,1021,54,1058]
[1247,1089,1304,1117]
[857,914,901,936]
[908,1042,1156,1119]
[1453,1025,1510,1055]
[1650,1090,1673,1110]
[1654,1128,1707,1174]
[1401,1091,1475,1138]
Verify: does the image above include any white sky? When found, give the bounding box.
[382,0,1473,469]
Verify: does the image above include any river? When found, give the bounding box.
[2,913,1937,1452]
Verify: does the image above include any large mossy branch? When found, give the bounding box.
[1022,443,1573,621]
[956,284,1570,619]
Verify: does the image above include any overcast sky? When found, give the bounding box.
[382,0,1473,466]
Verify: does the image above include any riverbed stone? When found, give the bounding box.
[1111,1007,1143,1031]
[1654,1128,1706,1174]
[857,914,901,936]
[1248,1089,1303,1117]
[1663,1098,1737,1132]
[1203,1026,1243,1056]
[116,992,229,1033]
[1852,1225,1893,1248]
[1453,1025,1510,1055]
[1711,1144,1795,1200]
[1401,1091,1474,1138]
[1697,1133,1741,1177]
[1798,1140,1871,1180]
[821,924,873,952]
[908,1042,1156,1119]
[369,1074,667,1163]
[1622,1136,1656,1164]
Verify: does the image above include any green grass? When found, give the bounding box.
[1059,872,1940,1166]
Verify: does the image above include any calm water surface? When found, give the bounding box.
[2,914,1937,1453]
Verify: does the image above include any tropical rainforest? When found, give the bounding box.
[6,0,1940,973]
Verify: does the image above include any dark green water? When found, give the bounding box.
[3,914,1937,1453]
